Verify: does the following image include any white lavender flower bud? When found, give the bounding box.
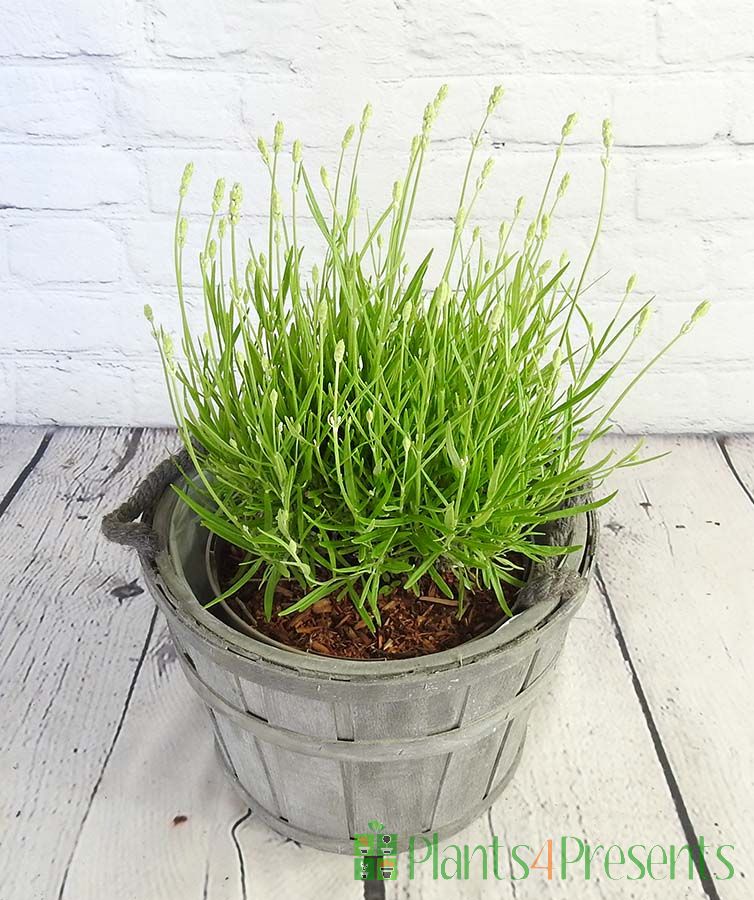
[212,178,225,214]
[320,166,329,189]
[435,83,449,109]
[561,113,578,139]
[487,84,504,115]
[272,189,282,219]
[680,299,711,334]
[626,273,637,294]
[334,339,345,364]
[360,102,373,132]
[292,139,303,163]
[634,306,652,337]
[229,182,243,224]
[177,216,188,247]
[515,196,525,218]
[273,120,284,153]
[602,118,613,151]
[342,124,355,150]
[179,162,194,198]
[257,136,270,165]
[692,299,711,322]
[557,172,571,199]
[143,304,154,324]
[162,330,175,360]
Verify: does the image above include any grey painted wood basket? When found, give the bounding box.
[139,483,597,854]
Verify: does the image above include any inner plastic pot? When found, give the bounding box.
[205,531,557,659]
[205,534,309,656]
[155,476,596,671]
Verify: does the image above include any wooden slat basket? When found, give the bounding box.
[141,483,596,854]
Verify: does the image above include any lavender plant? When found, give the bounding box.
[146,86,709,629]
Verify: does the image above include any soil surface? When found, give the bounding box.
[213,539,522,660]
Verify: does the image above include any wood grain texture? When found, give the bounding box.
[0,427,176,900]
[60,622,360,900]
[388,577,707,899]
[720,435,754,504]
[1,429,750,899]
[0,425,50,499]
[0,426,360,900]
[594,434,754,900]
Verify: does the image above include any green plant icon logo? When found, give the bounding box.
[353,820,398,880]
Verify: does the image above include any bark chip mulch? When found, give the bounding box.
[214,539,520,660]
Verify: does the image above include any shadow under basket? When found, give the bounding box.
[140,482,597,854]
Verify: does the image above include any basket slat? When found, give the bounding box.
[143,491,596,853]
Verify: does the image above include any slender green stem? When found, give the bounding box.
[147,94,705,631]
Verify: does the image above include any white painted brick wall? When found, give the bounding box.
[0,0,752,430]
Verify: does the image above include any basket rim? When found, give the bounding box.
[141,483,597,687]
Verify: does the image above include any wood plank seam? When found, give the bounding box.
[363,877,386,900]
[7,429,741,898]
[594,563,723,900]
[716,436,754,507]
[56,607,159,900]
[101,428,144,486]
[0,428,55,518]
[230,809,253,900]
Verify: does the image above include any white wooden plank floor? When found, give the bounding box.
[1,428,751,900]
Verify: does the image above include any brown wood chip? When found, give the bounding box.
[418,595,458,607]
[214,537,518,661]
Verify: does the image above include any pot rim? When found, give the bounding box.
[205,530,544,660]
[143,483,597,684]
